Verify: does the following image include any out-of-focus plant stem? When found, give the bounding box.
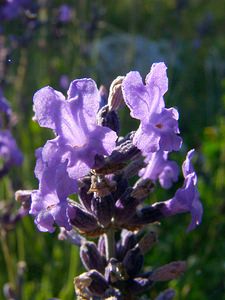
[0,230,15,289]
[14,49,27,108]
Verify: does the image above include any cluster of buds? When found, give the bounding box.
[73,229,186,299]
[23,62,202,299]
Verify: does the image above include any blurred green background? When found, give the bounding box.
[0,0,224,299]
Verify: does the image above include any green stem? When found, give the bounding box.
[104,229,115,261]
[0,230,15,288]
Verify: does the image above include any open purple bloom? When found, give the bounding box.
[158,149,203,231]
[33,78,117,180]
[0,130,23,178]
[30,141,78,232]
[122,63,182,154]
[139,151,179,189]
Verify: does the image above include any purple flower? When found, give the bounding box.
[33,78,117,180]
[30,141,78,232]
[0,130,23,177]
[139,151,179,189]
[122,63,182,154]
[159,149,203,231]
[0,0,31,20]
[0,90,11,116]
[58,4,72,23]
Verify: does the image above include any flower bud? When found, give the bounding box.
[15,190,32,215]
[97,235,106,256]
[114,188,139,225]
[105,258,127,283]
[111,174,128,201]
[128,277,154,295]
[131,178,155,201]
[138,231,157,255]
[123,157,145,179]
[108,76,125,111]
[89,175,116,197]
[68,204,99,235]
[3,283,16,300]
[75,270,109,297]
[78,176,93,212]
[97,105,120,134]
[74,272,92,299]
[116,230,137,260]
[127,205,164,227]
[80,241,106,273]
[58,228,85,246]
[122,246,143,277]
[149,261,186,282]
[94,138,140,175]
[91,194,114,227]
[155,288,176,300]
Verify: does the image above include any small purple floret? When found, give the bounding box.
[139,151,179,189]
[122,63,182,154]
[160,150,203,231]
[30,143,78,232]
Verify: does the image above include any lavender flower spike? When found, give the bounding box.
[159,149,203,231]
[122,63,182,154]
[33,78,117,180]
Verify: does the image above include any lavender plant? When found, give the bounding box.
[26,62,202,299]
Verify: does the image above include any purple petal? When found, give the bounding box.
[30,144,77,232]
[159,160,179,189]
[33,86,65,130]
[152,108,182,152]
[134,124,160,153]
[140,151,179,189]
[122,71,152,123]
[145,62,168,96]
[182,149,195,178]
[163,174,203,231]
[152,150,202,231]
[67,78,100,126]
